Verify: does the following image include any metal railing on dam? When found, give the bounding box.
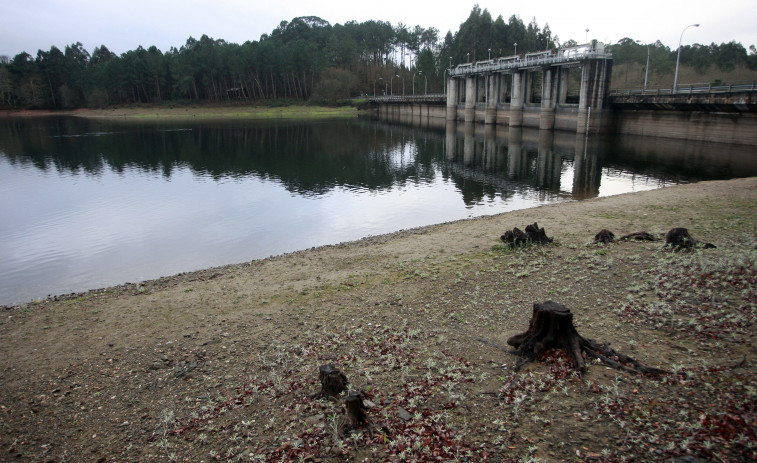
[449,43,612,77]
[610,81,757,96]
[369,94,446,104]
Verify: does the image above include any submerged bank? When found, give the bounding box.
[1,177,755,462]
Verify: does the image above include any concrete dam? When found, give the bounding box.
[369,42,757,145]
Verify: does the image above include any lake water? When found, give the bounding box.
[1,116,755,306]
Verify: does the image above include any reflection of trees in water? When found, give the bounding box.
[0,118,442,195]
[2,117,755,202]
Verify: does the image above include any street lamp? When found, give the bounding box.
[467,52,470,63]
[488,48,491,60]
[585,28,589,42]
[514,42,517,55]
[635,40,650,91]
[373,77,383,97]
[673,23,700,93]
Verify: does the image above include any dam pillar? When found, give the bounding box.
[577,58,612,134]
[539,67,557,130]
[446,77,458,121]
[464,76,476,122]
[509,71,525,127]
[485,74,498,125]
[558,67,569,104]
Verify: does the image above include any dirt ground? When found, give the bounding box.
[1,177,755,463]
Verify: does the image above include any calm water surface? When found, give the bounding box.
[1,116,755,305]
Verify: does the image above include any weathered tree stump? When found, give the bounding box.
[315,364,348,398]
[619,231,658,242]
[340,392,369,435]
[507,301,667,376]
[500,222,553,248]
[594,229,615,244]
[665,227,715,251]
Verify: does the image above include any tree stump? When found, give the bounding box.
[665,227,715,251]
[501,222,553,248]
[340,392,369,435]
[594,229,615,244]
[316,364,348,398]
[507,301,667,376]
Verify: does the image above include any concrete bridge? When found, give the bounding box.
[371,42,613,134]
[369,45,757,145]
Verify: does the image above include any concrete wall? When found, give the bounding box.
[611,110,757,145]
[374,101,756,146]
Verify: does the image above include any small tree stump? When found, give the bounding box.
[340,392,369,435]
[507,301,667,376]
[501,222,553,248]
[316,364,348,398]
[594,229,615,244]
[665,227,715,251]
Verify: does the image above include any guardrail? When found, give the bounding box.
[369,94,446,103]
[449,50,612,77]
[610,81,756,96]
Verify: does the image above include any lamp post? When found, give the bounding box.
[514,42,517,55]
[635,40,650,91]
[673,23,700,93]
[488,48,491,60]
[412,71,418,96]
[467,52,470,63]
[373,77,383,97]
[585,29,589,42]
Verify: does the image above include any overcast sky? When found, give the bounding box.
[2,0,756,58]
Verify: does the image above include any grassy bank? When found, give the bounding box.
[1,103,360,121]
[78,104,359,120]
[1,178,755,462]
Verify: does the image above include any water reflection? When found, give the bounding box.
[440,120,757,202]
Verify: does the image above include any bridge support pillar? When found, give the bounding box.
[446,78,458,121]
[485,74,497,124]
[577,59,612,134]
[539,68,557,130]
[558,68,569,104]
[464,77,476,122]
[509,71,525,127]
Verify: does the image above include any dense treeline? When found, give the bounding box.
[0,7,557,108]
[1,5,755,109]
[609,38,757,80]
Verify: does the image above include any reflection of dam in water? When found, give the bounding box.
[442,122,618,201]
[418,116,757,204]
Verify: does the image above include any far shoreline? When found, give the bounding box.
[0,104,361,120]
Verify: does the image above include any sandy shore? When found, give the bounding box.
[1,177,755,462]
